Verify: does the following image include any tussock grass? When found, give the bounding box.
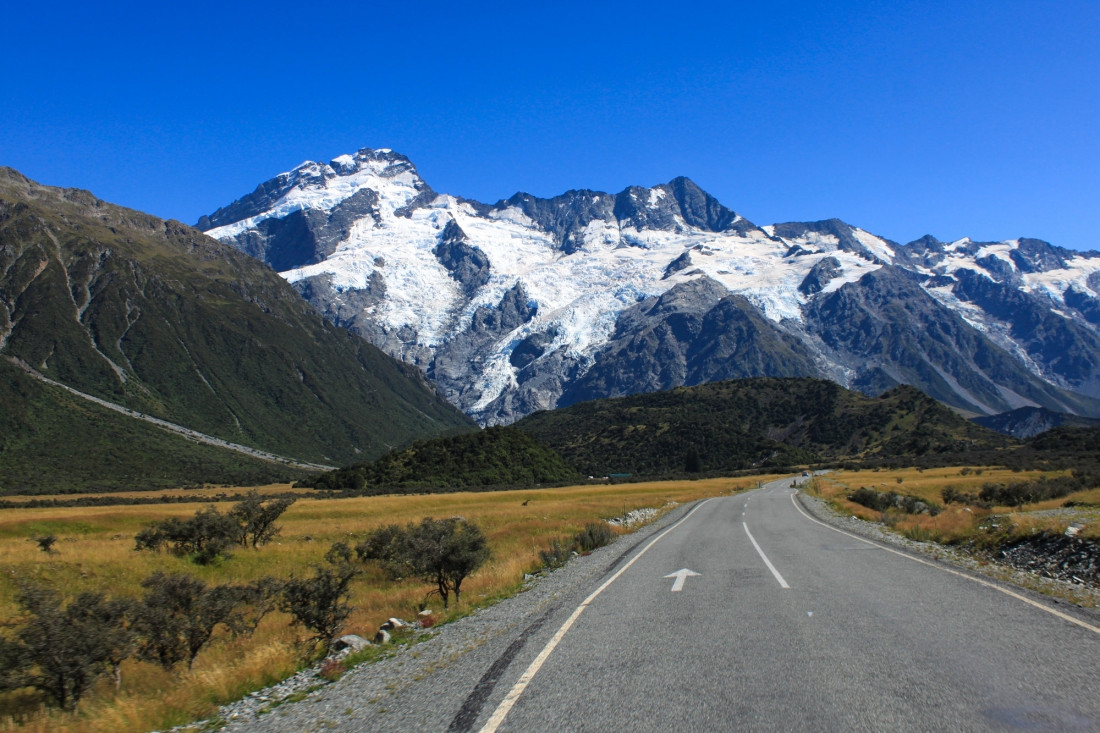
[819,467,1098,543]
[0,476,763,732]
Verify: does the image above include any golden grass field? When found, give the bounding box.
[809,466,1100,543]
[0,476,768,733]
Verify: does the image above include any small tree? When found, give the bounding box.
[228,491,296,548]
[355,524,406,566]
[360,518,490,608]
[133,572,242,670]
[7,583,131,711]
[280,550,359,656]
[134,507,238,564]
[229,577,284,636]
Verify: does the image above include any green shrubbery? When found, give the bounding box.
[573,522,614,553]
[537,521,616,570]
[357,517,490,608]
[848,487,941,516]
[305,427,578,493]
[280,553,359,655]
[0,572,282,711]
[133,491,295,564]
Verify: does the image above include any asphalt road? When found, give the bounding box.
[464,477,1100,732]
[228,478,1100,732]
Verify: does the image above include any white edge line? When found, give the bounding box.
[789,492,1100,635]
[743,521,790,589]
[478,498,713,732]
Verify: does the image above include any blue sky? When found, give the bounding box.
[4,1,1097,251]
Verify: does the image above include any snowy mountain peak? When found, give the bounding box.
[197,148,430,235]
[200,147,1100,425]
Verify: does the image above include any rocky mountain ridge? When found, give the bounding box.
[201,148,1100,425]
[0,166,474,486]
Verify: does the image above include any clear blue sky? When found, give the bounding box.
[4,1,1097,251]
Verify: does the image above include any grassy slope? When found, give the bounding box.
[0,360,309,493]
[0,168,475,489]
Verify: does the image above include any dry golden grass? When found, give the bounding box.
[0,476,768,732]
[816,467,1099,543]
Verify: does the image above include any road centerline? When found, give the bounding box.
[743,521,790,589]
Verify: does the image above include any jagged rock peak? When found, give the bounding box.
[197,148,426,231]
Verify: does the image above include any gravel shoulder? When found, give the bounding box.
[794,489,1100,616]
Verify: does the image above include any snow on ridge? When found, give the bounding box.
[206,147,1100,422]
[852,228,895,263]
[206,153,429,240]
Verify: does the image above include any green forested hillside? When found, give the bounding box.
[302,378,1015,492]
[0,168,474,488]
[305,426,579,492]
[515,378,1013,476]
[0,360,309,493]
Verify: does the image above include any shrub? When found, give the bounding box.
[355,524,405,566]
[848,487,940,516]
[325,541,354,565]
[133,506,238,564]
[230,577,284,636]
[5,583,133,710]
[573,522,613,553]
[133,572,244,670]
[227,491,295,548]
[539,538,573,570]
[358,517,490,608]
[134,493,295,564]
[280,555,359,656]
[32,535,58,554]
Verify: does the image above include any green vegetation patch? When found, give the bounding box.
[303,427,579,493]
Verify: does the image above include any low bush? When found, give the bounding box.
[977,474,1090,507]
[134,493,295,564]
[280,550,360,656]
[538,538,573,569]
[3,583,133,711]
[573,522,614,553]
[848,487,941,516]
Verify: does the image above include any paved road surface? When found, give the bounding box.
[477,478,1099,731]
[229,477,1100,732]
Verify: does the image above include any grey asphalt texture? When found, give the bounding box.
[224,478,1100,732]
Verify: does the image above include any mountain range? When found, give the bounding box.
[199,149,1100,425]
[0,168,473,492]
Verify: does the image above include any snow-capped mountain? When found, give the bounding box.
[200,148,1100,425]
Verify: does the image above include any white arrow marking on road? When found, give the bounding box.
[665,568,701,592]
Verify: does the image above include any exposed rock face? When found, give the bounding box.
[799,256,843,295]
[199,148,1100,425]
[561,278,820,406]
[433,220,490,298]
